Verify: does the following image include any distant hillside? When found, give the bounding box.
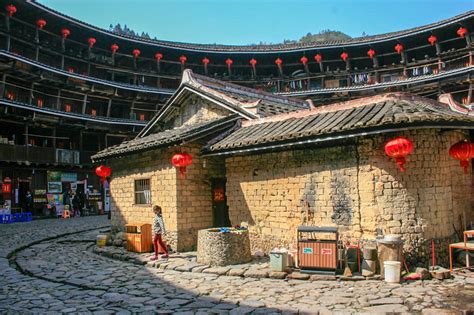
[109,23,353,45]
[283,30,352,44]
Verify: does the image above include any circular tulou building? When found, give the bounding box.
[0,1,473,265]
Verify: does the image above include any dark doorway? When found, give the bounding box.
[211,178,230,227]
[18,180,30,211]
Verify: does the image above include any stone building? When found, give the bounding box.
[93,70,474,262]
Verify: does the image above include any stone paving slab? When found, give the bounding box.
[1,217,474,313]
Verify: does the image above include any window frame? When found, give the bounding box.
[134,178,151,206]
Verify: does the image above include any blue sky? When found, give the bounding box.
[38,0,473,45]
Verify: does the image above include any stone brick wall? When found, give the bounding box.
[225,128,472,261]
[109,144,224,252]
[109,149,179,249]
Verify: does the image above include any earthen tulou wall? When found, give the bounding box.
[225,128,472,265]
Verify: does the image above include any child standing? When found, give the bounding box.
[151,205,169,260]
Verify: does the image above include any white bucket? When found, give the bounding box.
[384,261,401,283]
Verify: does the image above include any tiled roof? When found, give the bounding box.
[186,71,309,116]
[206,93,474,155]
[137,70,309,137]
[27,2,473,53]
[92,115,239,161]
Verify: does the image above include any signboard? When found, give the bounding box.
[303,247,313,254]
[61,173,77,182]
[2,183,11,194]
[212,187,225,202]
[47,171,62,182]
[47,181,62,193]
[321,248,332,255]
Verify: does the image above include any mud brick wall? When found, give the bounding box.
[109,144,224,252]
[225,128,472,261]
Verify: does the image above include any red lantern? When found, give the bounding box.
[111,44,119,54]
[367,49,375,59]
[340,52,348,61]
[91,108,97,116]
[65,104,71,112]
[87,37,96,48]
[132,49,140,58]
[37,98,43,107]
[457,27,467,38]
[171,153,193,178]
[180,55,187,65]
[384,137,414,172]
[449,140,473,174]
[95,165,112,183]
[428,35,437,46]
[395,43,404,54]
[36,19,47,29]
[61,28,70,39]
[275,58,282,66]
[155,53,163,61]
[249,58,257,67]
[314,54,322,63]
[202,57,210,65]
[5,4,16,17]
[300,56,308,65]
[226,58,233,66]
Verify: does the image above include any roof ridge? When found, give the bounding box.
[241,92,461,127]
[26,1,474,52]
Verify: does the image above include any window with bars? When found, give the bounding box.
[134,179,151,205]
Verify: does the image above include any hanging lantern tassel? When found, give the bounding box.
[384,137,414,172]
[449,140,473,174]
[171,153,193,179]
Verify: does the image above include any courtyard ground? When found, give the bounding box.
[0,217,473,314]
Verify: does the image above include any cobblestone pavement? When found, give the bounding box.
[1,218,474,314]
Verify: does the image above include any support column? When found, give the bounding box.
[28,83,35,104]
[106,98,112,117]
[0,74,7,97]
[24,124,28,146]
[82,94,88,114]
[468,81,473,105]
[56,90,61,110]
[129,99,136,119]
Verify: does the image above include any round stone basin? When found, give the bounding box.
[197,228,252,266]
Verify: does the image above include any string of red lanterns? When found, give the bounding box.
[449,140,474,174]
[132,49,140,58]
[95,165,112,183]
[5,4,16,17]
[367,49,375,59]
[87,37,96,48]
[36,19,46,29]
[61,28,71,39]
[384,137,414,172]
[457,27,467,38]
[111,43,119,54]
[155,53,163,62]
[428,35,437,46]
[171,153,192,178]
[394,43,404,54]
